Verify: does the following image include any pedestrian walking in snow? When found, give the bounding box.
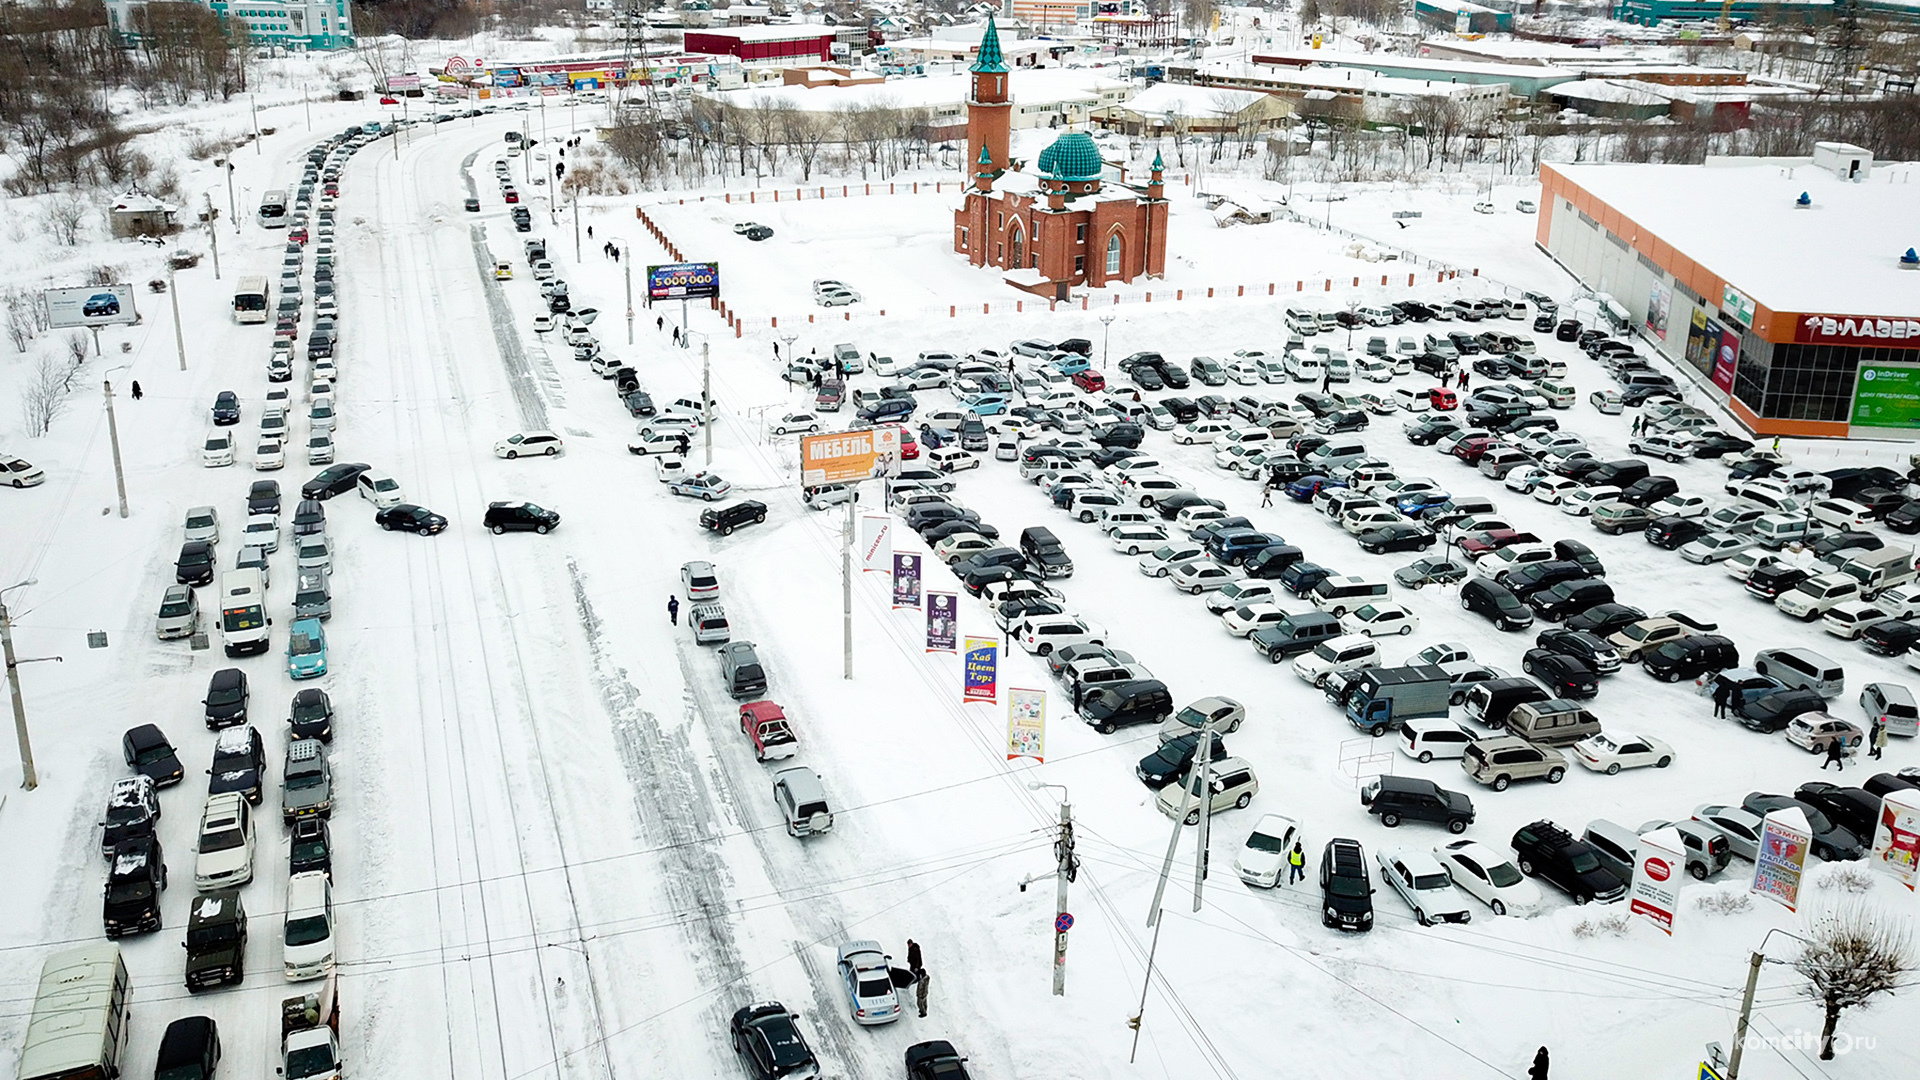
[667,595,680,625]
[1822,737,1847,771]
[130,380,143,400]
[1458,370,1470,392]
[914,968,930,1018]
[587,225,594,239]
[1261,484,1274,508]
[1440,369,1450,388]
[612,248,620,263]
[1712,680,1730,718]
[657,315,665,332]
[1287,841,1305,884]
[906,939,922,971]
[1072,679,1084,712]
[1320,371,1331,393]
[1729,686,1744,717]
[1529,1047,1550,1080]
[672,327,681,346]
[1871,720,1888,760]
[676,435,690,456]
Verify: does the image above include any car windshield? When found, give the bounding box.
[133,743,172,766]
[284,1044,339,1078]
[1327,874,1369,898]
[287,768,326,790]
[285,913,331,946]
[201,826,244,852]
[290,633,321,656]
[106,801,148,825]
[1413,872,1450,891]
[160,599,193,617]
[205,438,225,451]
[106,877,152,904]
[1485,861,1523,887]
[1246,829,1286,853]
[1567,850,1602,874]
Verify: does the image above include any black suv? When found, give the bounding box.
[185,891,248,990]
[1320,838,1374,931]
[290,817,333,877]
[700,499,769,535]
[202,668,249,729]
[485,501,560,534]
[1461,577,1534,631]
[1091,421,1144,449]
[207,726,266,805]
[1360,775,1476,832]
[1521,649,1599,699]
[154,1017,220,1077]
[123,723,184,787]
[1135,731,1231,789]
[101,776,161,857]
[730,1002,819,1080]
[1019,527,1073,578]
[1644,515,1708,550]
[1081,678,1174,735]
[103,834,167,937]
[1510,820,1627,904]
[1735,688,1827,733]
[1793,781,1882,841]
[1643,634,1739,682]
[1527,579,1614,622]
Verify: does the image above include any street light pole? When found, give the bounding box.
[3,579,55,791]
[167,264,187,371]
[1028,782,1074,996]
[252,95,261,155]
[1099,312,1116,370]
[225,163,238,233]
[206,198,221,280]
[103,378,129,519]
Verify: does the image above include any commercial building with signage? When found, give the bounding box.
[1537,144,1920,438]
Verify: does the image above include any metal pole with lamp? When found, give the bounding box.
[1099,312,1116,370]
[252,96,261,154]
[205,197,221,280]
[3,578,61,791]
[103,368,131,518]
[167,264,187,371]
[1028,781,1074,996]
[225,163,238,232]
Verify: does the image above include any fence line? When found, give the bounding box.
[642,171,1200,208]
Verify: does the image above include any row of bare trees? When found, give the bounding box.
[601,96,942,187]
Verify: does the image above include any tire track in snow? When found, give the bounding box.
[469,224,555,427]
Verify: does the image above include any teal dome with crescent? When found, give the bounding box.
[1036,131,1102,182]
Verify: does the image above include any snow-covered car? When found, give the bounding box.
[834,940,901,1025]
[1678,533,1751,564]
[670,472,733,501]
[1432,839,1540,917]
[1571,732,1674,774]
[1234,813,1304,888]
[1341,602,1420,637]
[1648,494,1710,519]
[1376,848,1472,925]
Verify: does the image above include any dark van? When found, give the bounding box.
[1463,677,1552,728]
[1249,611,1343,661]
[1643,634,1739,682]
[1588,459,1650,488]
[1081,678,1174,735]
[1280,560,1334,597]
[1243,543,1306,579]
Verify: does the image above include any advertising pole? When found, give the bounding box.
[843,492,854,679]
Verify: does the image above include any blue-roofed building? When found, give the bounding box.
[104,0,354,51]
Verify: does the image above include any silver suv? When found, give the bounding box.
[1460,736,1568,790]
[281,739,333,823]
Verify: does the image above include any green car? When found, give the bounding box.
[286,618,328,679]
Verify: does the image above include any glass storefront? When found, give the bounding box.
[1734,342,1919,423]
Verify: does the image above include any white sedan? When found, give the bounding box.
[242,513,280,553]
[1559,486,1620,516]
[1341,602,1420,637]
[1376,848,1472,925]
[1571,732,1674,775]
[834,940,901,1026]
[1648,494,1711,519]
[495,431,564,458]
[254,438,285,472]
[769,411,821,436]
[1432,839,1541,917]
[1168,560,1241,595]
[1234,813,1304,889]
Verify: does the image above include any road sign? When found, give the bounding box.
[1055,912,1074,933]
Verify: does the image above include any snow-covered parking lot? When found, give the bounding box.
[3,103,1918,1080]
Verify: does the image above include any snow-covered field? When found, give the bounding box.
[4,91,1920,1080]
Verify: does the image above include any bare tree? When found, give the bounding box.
[19,352,69,436]
[47,192,89,246]
[1793,901,1915,1060]
[64,331,89,386]
[5,291,35,354]
[780,107,829,182]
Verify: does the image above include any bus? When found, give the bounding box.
[258,189,288,228]
[233,276,268,324]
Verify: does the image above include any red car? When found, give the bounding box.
[897,427,919,460]
[1072,369,1107,393]
[739,701,798,762]
[380,96,399,105]
[503,189,520,204]
[1450,436,1497,465]
[1457,529,1542,557]
[1428,387,1459,410]
[288,227,308,245]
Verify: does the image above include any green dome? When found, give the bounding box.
[1037,132,1102,182]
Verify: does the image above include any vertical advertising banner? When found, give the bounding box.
[1629,826,1687,935]
[963,636,998,703]
[926,593,957,652]
[1870,788,1920,890]
[859,515,891,574]
[1006,687,1047,762]
[891,553,922,608]
[1646,280,1672,341]
[1684,308,1712,370]
[1752,807,1811,912]
[1714,325,1742,393]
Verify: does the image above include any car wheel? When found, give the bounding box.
[1656,756,1672,768]
[1380,812,1400,828]
[535,524,549,535]
[506,449,519,459]
[1490,899,1507,916]
[1492,775,1510,791]
[756,513,766,524]
[381,519,393,530]
[1037,643,1053,656]
[1416,910,1431,927]
[1461,595,1472,610]
[1606,762,1622,776]
[546,446,558,456]
[1658,669,1679,683]
[1184,810,1201,826]
[1097,720,1116,735]
[1517,857,1535,875]
[1234,792,1252,810]
[419,526,432,536]
[492,525,505,535]
[1188,584,1203,595]
[1447,817,1468,835]
[1418,750,1434,764]
[1546,767,1566,784]
[1399,624,1413,635]
[1269,651,1283,665]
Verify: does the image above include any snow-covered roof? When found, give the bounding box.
[700,68,1129,112]
[1546,79,1670,106]
[1117,82,1267,120]
[112,191,175,213]
[684,23,839,41]
[1551,158,1920,317]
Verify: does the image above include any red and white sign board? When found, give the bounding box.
[1871,787,1920,890]
[1630,825,1687,934]
[1795,314,1920,349]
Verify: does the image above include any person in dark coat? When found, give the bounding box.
[914,967,930,1018]
[906,939,922,971]
[1712,680,1731,718]
[1822,737,1847,770]
[1871,719,1889,760]
[1729,686,1745,717]
[130,380,143,400]
[1529,1047,1549,1080]
[1072,678,1084,712]
[667,596,680,624]
[676,435,690,456]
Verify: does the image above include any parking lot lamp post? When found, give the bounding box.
[104,364,131,518]
[1099,312,1116,370]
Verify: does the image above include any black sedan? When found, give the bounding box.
[1136,731,1231,789]
[122,724,184,787]
[906,1041,972,1080]
[1522,649,1599,699]
[1533,629,1621,673]
[1129,365,1165,391]
[175,541,216,586]
[731,1003,819,1080]
[1742,793,1864,861]
[211,390,241,425]
[1690,433,1752,459]
[906,504,980,534]
[1564,603,1647,637]
[1357,522,1435,554]
[483,500,560,534]
[1404,416,1463,446]
[922,519,998,543]
[1734,688,1828,733]
[246,479,282,516]
[202,667,249,728]
[376,503,449,535]
[302,462,371,500]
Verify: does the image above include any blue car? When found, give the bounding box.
[966,393,1012,416]
[286,618,328,679]
[1050,354,1091,376]
[83,292,120,317]
[1395,491,1454,516]
[1285,474,1343,502]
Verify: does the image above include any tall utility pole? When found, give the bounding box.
[168,264,187,370]
[251,96,261,154]
[842,494,855,679]
[3,579,50,791]
[1725,950,1767,1080]
[1028,782,1075,995]
[225,163,238,232]
[701,339,713,466]
[103,380,129,518]
[573,189,581,262]
[206,201,222,280]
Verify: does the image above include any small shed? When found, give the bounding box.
[109,191,178,239]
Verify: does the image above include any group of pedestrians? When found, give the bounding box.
[1713,676,1893,768]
